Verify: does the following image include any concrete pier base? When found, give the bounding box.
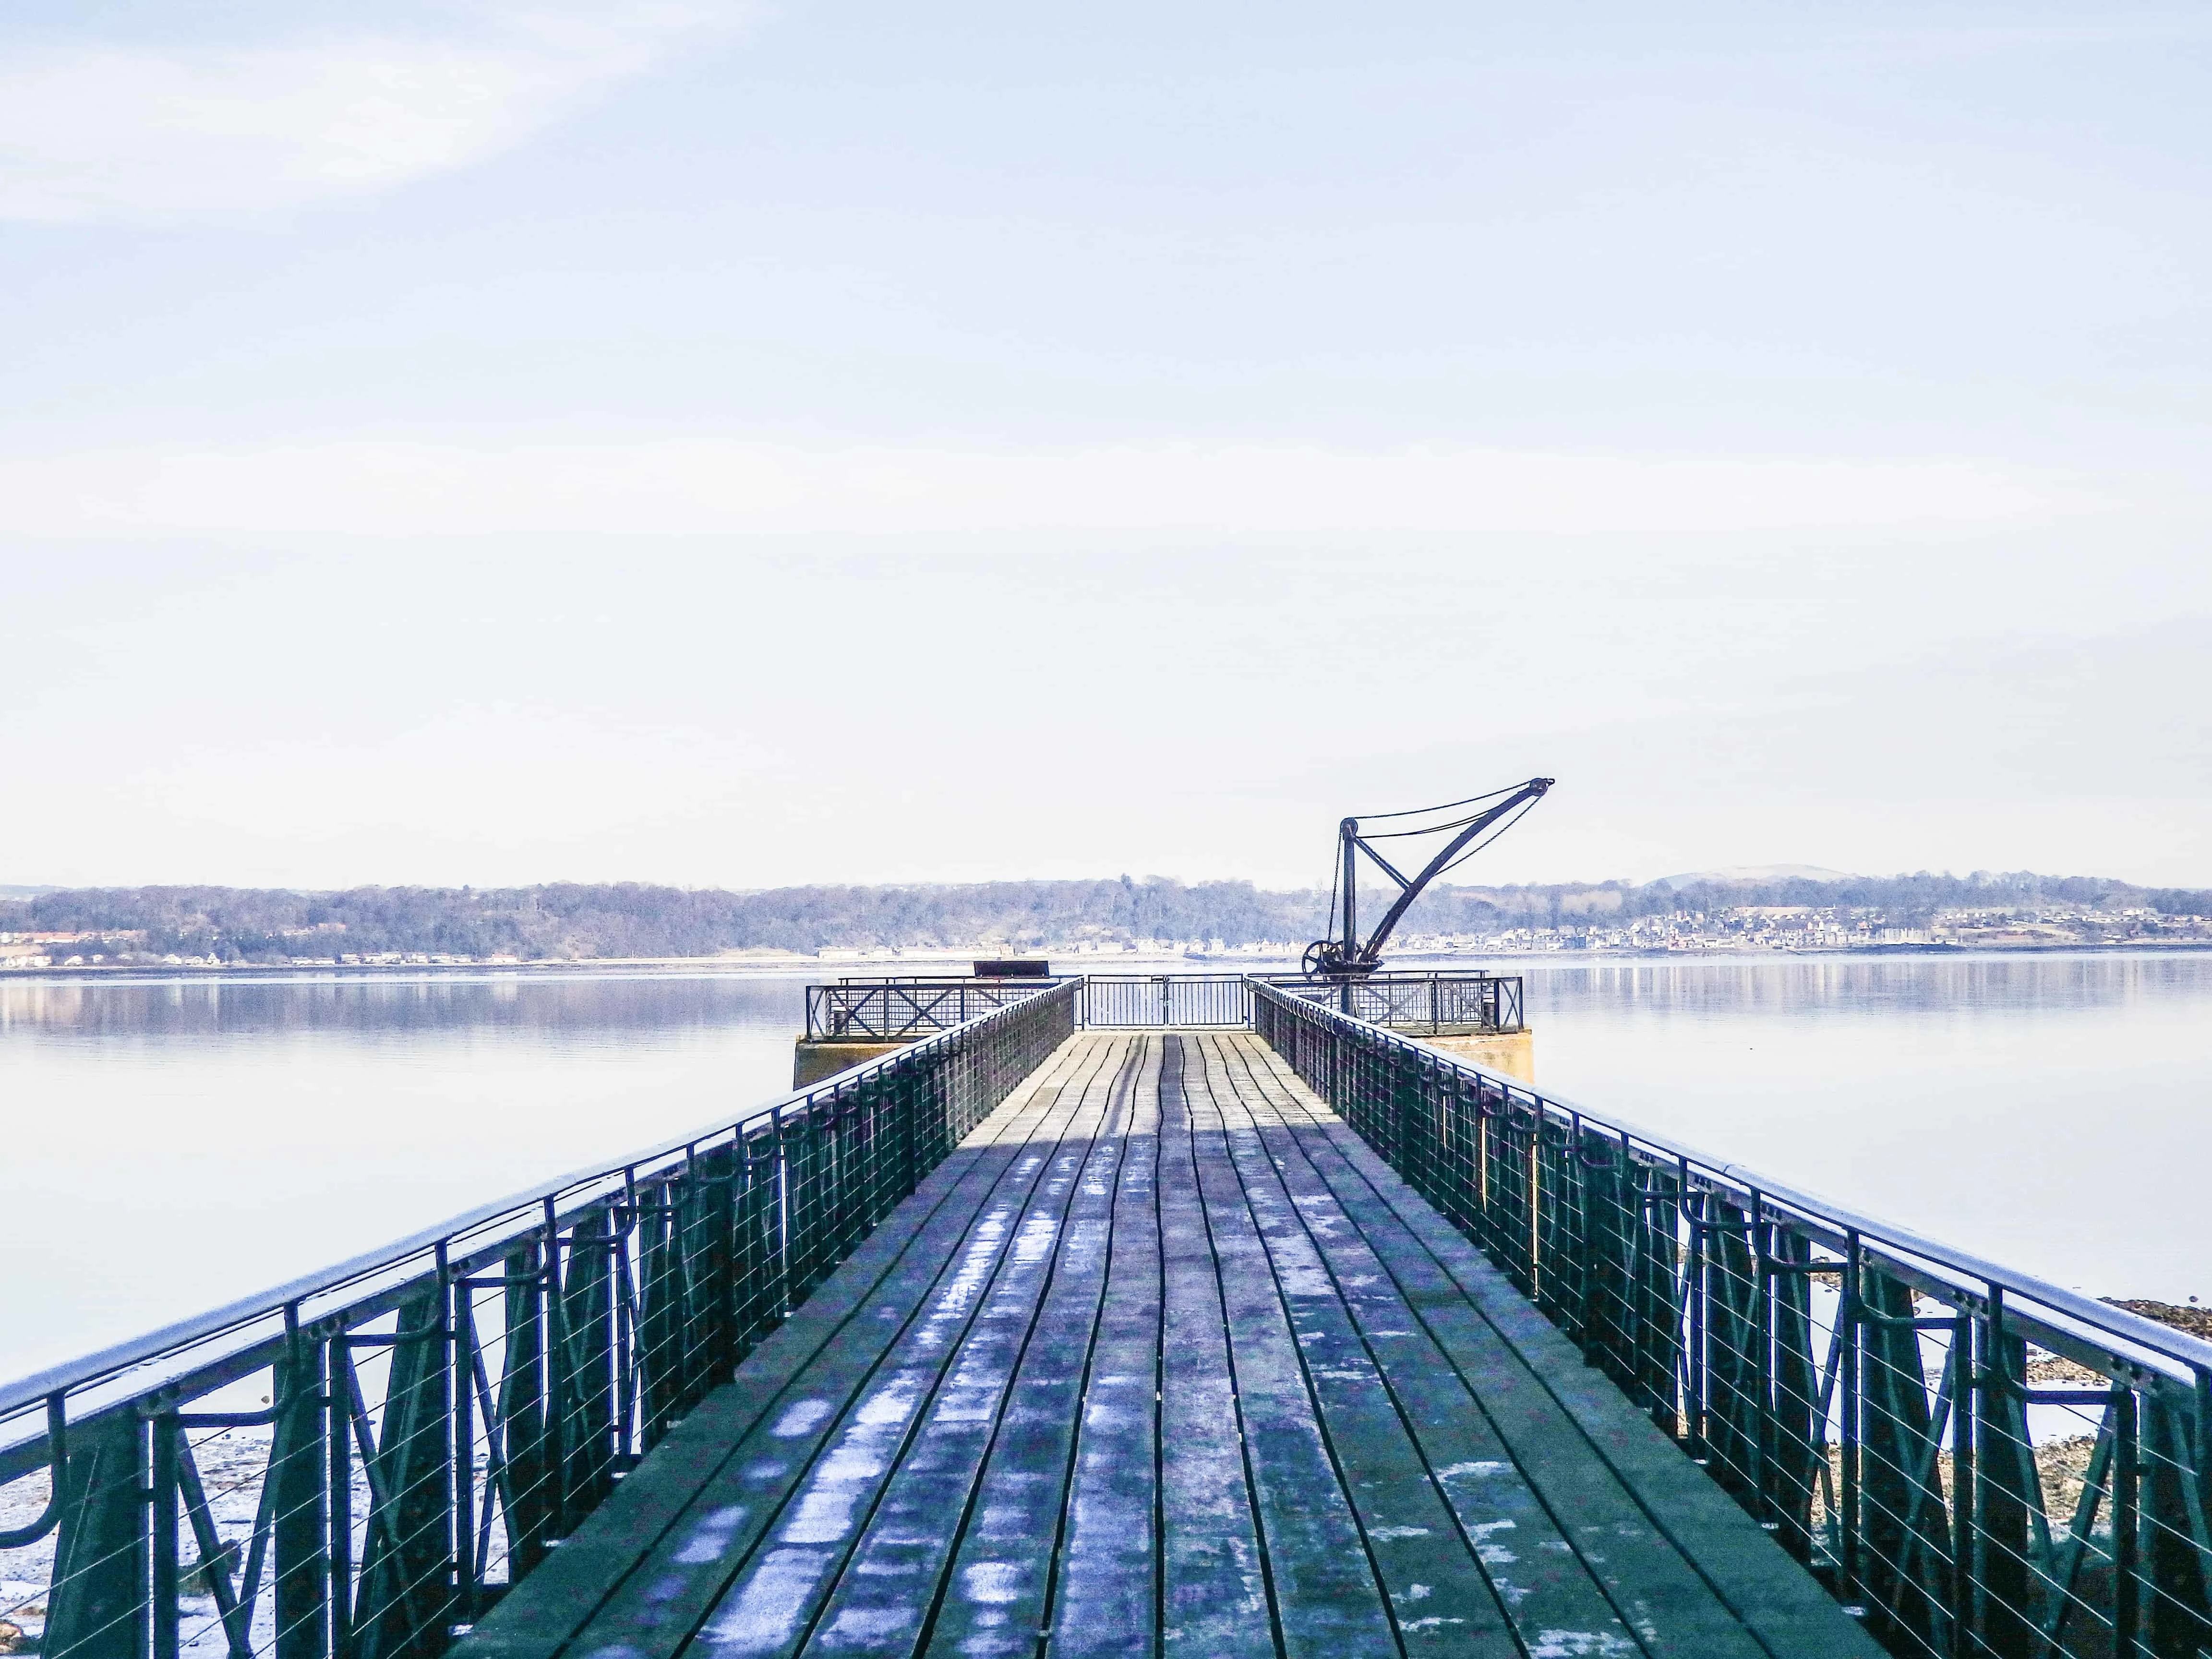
[793,1037,914,1089]
[1419,1028,1535,1084]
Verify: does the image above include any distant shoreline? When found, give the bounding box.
[8,938,2212,985]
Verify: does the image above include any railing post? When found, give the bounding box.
[1949,1306,1975,1658]
[42,1407,148,1659]
[2116,1383,2142,1659]
[1839,1233,1863,1611]
[353,1288,454,1659]
[1567,1111,1589,1350]
[1974,1286,2037,1658]
[1750,1189,1770,1529]
[446,1240,477,1627]
[1527,1111,1543,1305]
[1685,1173,1707,1463]
[272,1311,329,1659]
[150,1410,178,1659]
[539,1197,570,1537]
[329,1330,354,1659]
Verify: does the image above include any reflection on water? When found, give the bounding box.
[0,971,813,1383]
[1524,951,2212,1019]
[1515,951,2212,1310]
[4,953,2209,1384]
[0,970,809,1039]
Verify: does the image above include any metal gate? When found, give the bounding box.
[1080,974,1253,1027]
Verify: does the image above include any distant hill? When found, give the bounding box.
[1648,865,1855,890]
[0,878,1327,963]
[0,884,62,900]
[3,869,2205,963]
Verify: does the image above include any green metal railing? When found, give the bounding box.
[1252,980,2212,1659]
[806,969,1524,1038]
[1269,969,1524,1034]
[804,978,1055,1041]
[0,981,1078,1659]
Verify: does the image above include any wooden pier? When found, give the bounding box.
[464,1031,1880,1658]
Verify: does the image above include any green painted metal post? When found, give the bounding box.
[355,1292,453,1659]
[330,1333,355,1659]
[1636,1160,1683,1433]
[1839,1236,1863,1610]
[1685,1179,1708,1464]
[638,1182,681,1447]
[497,1241,551,1581]
[558,1211,614,1526]
[272,1331,331,1659]
[2143,1390,2212,1656]
[2115,1386,2142,1659]
[1767,1228,1820,1562]
[43,1410,145,1659]
[1856,1270,1948,1652]
[151,1414,178,1659]
[1706,1201,1761,1507]
[1973,1292,2038,1658]
[449,1267,478,1627]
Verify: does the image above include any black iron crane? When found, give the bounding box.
[1302,777,1555,977]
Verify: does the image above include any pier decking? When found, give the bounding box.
[465,1031,1879,1658]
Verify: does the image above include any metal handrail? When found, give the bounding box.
[1,978,1083,1433]
[805,977,1059,1041]
[1261,970,1524,1035]
[1246,977,2212,1383]
[808,970,1522,1041]
[1250,974,2212,1659]
[0,978,1084,1659]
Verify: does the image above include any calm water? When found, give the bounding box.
[1520,952,2212,1307]
[3,953,2207,1384]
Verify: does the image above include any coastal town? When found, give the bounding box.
[7,894,2209,969]
[1386,896,2212,955]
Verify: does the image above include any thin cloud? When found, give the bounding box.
[0,5,747,224]
[1841,18,2212,55]
[0,437,2103,536]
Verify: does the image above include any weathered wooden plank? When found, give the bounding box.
[1191,1035,1541,1656]
[685,1037,1137,1657]
[1236,1038,1886,1659]
[1169,1035,1400,1659]
[1036,1039,1164,1659]
[919,1038,1158,1658]
[1153,1034,1276,1658]
[522,1036,1124,1659]
[1199,1036,1651,1657]
[807,1038,1146,1653]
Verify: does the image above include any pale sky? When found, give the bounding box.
[4,3,2209,891]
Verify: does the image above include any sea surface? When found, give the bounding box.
[3,952,2206,1384]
